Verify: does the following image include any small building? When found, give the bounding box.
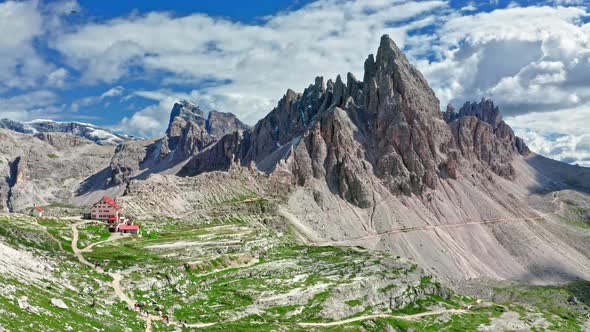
[32,205,43,218]
[118,224,139,235]
[90,196,122,223]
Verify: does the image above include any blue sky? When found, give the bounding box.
[0,0,589,165]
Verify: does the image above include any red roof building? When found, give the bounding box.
[102,196,121,210]
[118,225,139,231]
[118,224,139,235]
[32,205,43,217]
[90,196,122,222]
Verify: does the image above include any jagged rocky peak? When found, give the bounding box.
[182,34,532,207]
[206,110,249,139]
[167,100,206,131]
[444,98,529,156]
[364,34,440,118]
[166,100,248,139]
[444,98,502,128]
[159,99,250,161]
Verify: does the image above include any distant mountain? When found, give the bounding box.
[162,100,250,161]
[0,118,138,146]
[98,100,251,188]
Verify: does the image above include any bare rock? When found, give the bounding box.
[50,298,69,309]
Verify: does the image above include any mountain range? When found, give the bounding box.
[0,118,136,145]
[0,35,589,287]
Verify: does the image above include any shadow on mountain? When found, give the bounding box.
[76,167,114,196]
[525,153,590,196]
[516,263,587,285]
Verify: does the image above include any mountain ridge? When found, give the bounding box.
[0,118,138,146]
[0,35,588,287]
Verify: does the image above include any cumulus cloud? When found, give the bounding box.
[114,89,192,137]
[100,86,124,99]
[415,5,590,115]
[506,105,590,166]
[53,0,448,127]
[0,1,47,90]
[0,90,62,121]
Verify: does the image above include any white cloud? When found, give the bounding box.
[415,5,590,115]
[0,1,48,90]
[407,4,590,165]
[47,68,69,87]
[113,89,193,137]
[0,0,81,91]
[53,0,447,128]
[506,104,590,166]
[0,90,62,121]
[100,86,124,99]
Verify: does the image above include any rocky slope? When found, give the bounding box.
[0,130,115,212]
[0,118,135,145]
[0,99,249,212]
[168,35,590,285]
[103,100,249,189]
[0,34,588,288]
[181,35,529,206]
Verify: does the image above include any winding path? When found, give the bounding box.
[70,221,157,330]
[298,309,468,327]
[70,221,474,331]
[70,221,215,331]
[322,194,565,246]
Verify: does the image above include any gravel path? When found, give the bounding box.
[324,194,565,246]
[298,309,468,327]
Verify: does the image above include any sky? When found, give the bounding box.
[1,0,589,166]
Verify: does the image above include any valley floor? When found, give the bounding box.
[0,203,589,331]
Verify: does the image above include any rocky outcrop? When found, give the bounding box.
[0,35,535,214]
[180,35,532,209]
[0,129,115,211]
[108,140,152,186]
[163,101,212,161]
[105,100,249,188]
[158,100,249,162]
[34,132,92,149]
[444,99,530,179]
[206,110,249,139]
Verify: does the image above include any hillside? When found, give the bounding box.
[123,35,590,285]
[1,195,588,331]
[0,34,589,331]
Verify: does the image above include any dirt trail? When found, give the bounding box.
[322,194,566,246]
[70,221,474,331]
[298,308,468,327]
[71,220,102,271]
[71,220,213,331]
[71,221,156,330]
[81,233,129,252]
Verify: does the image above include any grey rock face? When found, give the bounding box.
[107,100,249,187]
[206,110,249,139]
[160,100,249,161]
[0,129,115,212]
[182,34,531,208]
[444,98,530,179]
